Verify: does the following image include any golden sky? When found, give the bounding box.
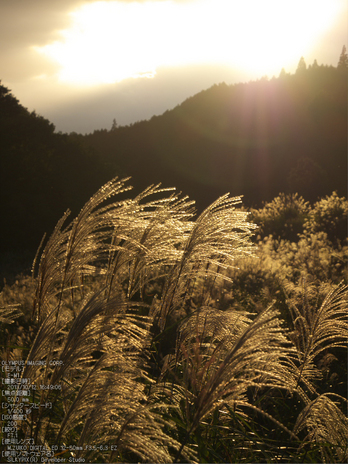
[1,0,347,133]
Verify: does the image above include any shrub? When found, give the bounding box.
[250,193,310,242]
[303,191,348,245]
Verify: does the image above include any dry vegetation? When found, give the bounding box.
[1,178,347,463]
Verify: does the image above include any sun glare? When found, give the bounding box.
[35,0,344,86]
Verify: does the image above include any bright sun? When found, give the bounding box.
[35,0,343,86]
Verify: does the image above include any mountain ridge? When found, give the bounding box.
[0,61,347,259]
[79,64,347,209]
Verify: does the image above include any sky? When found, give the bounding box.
[1,0,347,134]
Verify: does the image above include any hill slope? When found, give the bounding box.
[0,83,110,256]
[0,63,346,268]
[80,64,347,209]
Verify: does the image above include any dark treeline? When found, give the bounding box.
[0,85,111,255]
[1,52,347,271]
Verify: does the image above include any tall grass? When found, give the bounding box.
[1,178,347,463]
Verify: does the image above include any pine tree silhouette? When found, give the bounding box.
[337,45,348,69]
[296,56,307,73]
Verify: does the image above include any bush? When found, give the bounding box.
[303,191,348,245]
[250,193,310,242]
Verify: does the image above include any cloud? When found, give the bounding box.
[0,0,197,83]
[1,1,83,46]
[0,0,97,81]
[1,0,346,135]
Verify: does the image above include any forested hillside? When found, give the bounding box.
[0,59,347,279]
[79,63,347,209]
[0,83,111,256]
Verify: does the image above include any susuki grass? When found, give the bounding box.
[1,178,347,463]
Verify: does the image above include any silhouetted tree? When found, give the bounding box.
[337,45,348,69]
[296,56,307,73]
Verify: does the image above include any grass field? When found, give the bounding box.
[1,178,347,463]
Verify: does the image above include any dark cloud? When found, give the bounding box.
[0,0,98,81]
[1,1,84,45]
